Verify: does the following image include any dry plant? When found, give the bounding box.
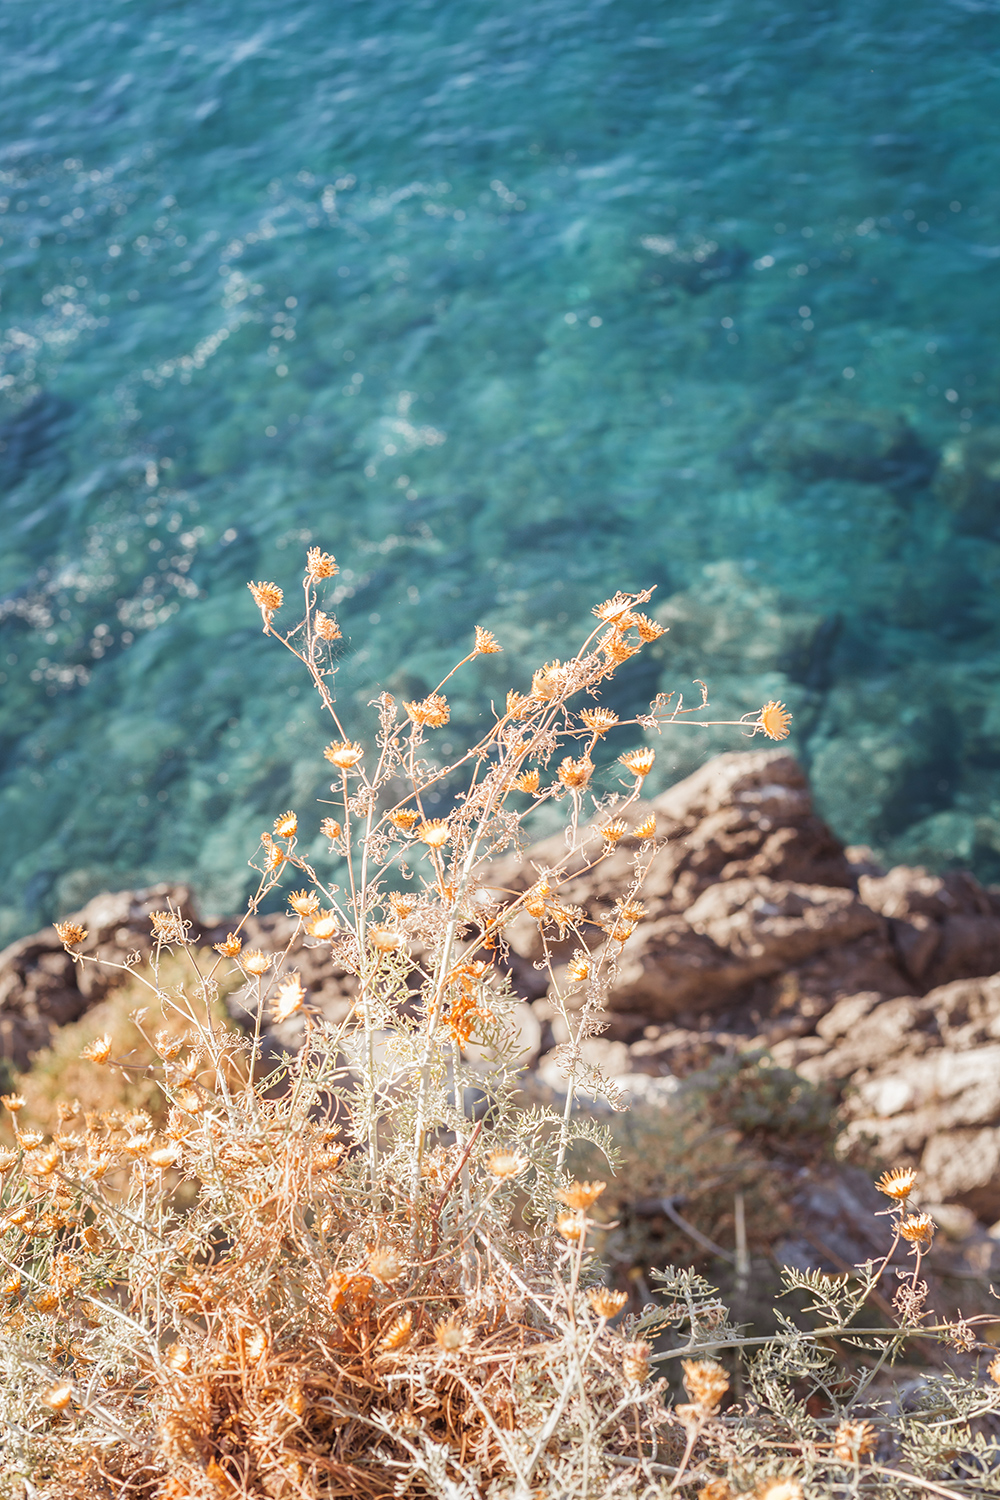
[2,549,997,1497]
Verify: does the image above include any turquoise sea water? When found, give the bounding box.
[3,0,1000,939]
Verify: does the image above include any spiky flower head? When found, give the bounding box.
[513,768,540,794]
[273,976,305,1022]
[80,1035,113,1066]
[682,1359,730,1412]
[308,911,339,940]
[380,1310,413,1351]
[314,610,342,641]
[833,1420,877,1461]
[248,580,283,622]
[566,953,590,983]
[214,933,242,957]
[556,1212,586,1242]
[756,700,792,741]
[54,921,88,947]
[632,612,666,642]
[369,926,404,953]
[588,1287,629,1319]
[594,593,635,626]
[42,1382,73,1412]
[0,1150,17,1174]
[288,890,321,918]
[506,688,530,719]
[601,631,640,665]
[416,818,450,848]
[305,546,338,580]
[531,660,567,701]
[580,707,619,735]
[557,1180,606,1211]
[404,693,450,728]
[367,1248,406,1284]
[324,740,364,769]
[602,819,629,845]
[899,1212,935,1248]
[388,808,420,831]
[388,891,419,918]
[486,1150,528,1180]
[753,1482,803,1500]
[697,1483,733,1500]
[320,817,342,840]
[876,1166,918,1201]
[633,812,657,839]
[242,950,271,977]
[622,1341,652,1384]
[273,810,298,838]
[558,755,593,790]
[151,910,188,945]
[619,747,656,778]
[474,625,501,654]
[165,1343,191,1372]
[434,1315,470,1353]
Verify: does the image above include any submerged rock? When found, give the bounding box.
[933,427,1000,534]
[752,400,931,485]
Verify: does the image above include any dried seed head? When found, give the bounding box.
[273,976,305,1023]
[557,1180,606,1211]
[389,891,419,917]
[566,953,590,984]
[150,910,188,945]
[314,610,342,641]
[633,812,657,840]
[42,1382,73,1412]
[506,689,531,719]
[308,911,339,940]
[0,1150,17,1173]
[513,768,540,794]
[288,889,321,918]
[33,1289,60,1314]
[306,546,338,580]
[601,631,640,665]
[588,1287,629,1319]
[580,707,619,735]
[633,612,666,642]
[148,1145,179,1169]
[416,818,450,848]
[80,1035,113,1065]
[899,1212,935,1248]
[531,660,568,701]
[324,740,364,769]
[756,700,792,742]
[619,747,656,779]
[486,1150,528,1180]
[1,1094,25,1114]
[24,1147,60,1177]
[682,1359,730,1412]
[876,1166,918,1201]
[474,625,501,654]
[367,1248,406,1283]
[369,926,404,954]
[602,818,629,845]
[17,1130,43,1149]
[404,693,450,728]
[273,810,298,838]
[54,921,88,947]
[753,1481,803,1500]
[389,808,420,831]
[242,949,271,977]
[248,580,283,620]
[434,1315,470,1353]
[556,1212,586,1242]
[320,817,343,840]
[558,755,593,790]
[214,933,242,958]
[174,1089,204,1114]
[833,1420,877,1462]
[1,1274,21,1298]
[594,593,635,625]
[622,1341,652,1384]
[380,1310,414,1351]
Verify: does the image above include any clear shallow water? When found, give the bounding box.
[3,0,1000,939]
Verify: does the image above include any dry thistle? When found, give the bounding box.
[319,817,343,839]
[876,1166,918,1201]
[682,1359,730,1412]
[632,612,666,641]
[307,910,339,939]
[1,1274,21,1298]
[619,747,656,779]
[404,693,450,727]
[380,1310,413,1351]
[242,950,271,977]
[486,1150,528,1180]
[367,1248,406,1284]
[416,818,450,848]
[369,926,404,953]
[150,910,188,945]
[0,1149,17,1174]
[581,707,619,734]
[513,768,540,793]
[506,688,530,718]
[899,1212,935,1249]
[556,1213,586,1242]
[273,976,305,1022]
[602,818,629,845]
[248,580,283,623]
[388,808,420,832]
[558,1180,606,1210]
[588,1287,629,1319]
[594,593,635,626]
[622,1341,652,1384]
[557,755,593,790]
[755,700,793,741]
[1,1094,25,1113]
[754,1481,803,1500]
[273,810,298,837]
[634,812,657,838]
[388,890,419,917]
[434,1315,470,1353]
[474,625,501,654]
[832,1420,877,1462]
[54,921,88,947]
[324,740,364,769]
[306,546,338,580]
[566,953,590,983]
[314,610,342,641]
[214,933,242,957]
[288,889,321,917]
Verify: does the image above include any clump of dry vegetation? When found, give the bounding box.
[1,549,998,1499]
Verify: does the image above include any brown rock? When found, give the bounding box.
[859,866,1000,987]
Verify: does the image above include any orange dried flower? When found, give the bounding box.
[273,810,298,838]
[619,747,656,778]
[593,593,635,626]
[601,632,640,665]
[531,660,567,700]
[622,1341,652,1384]
[589,1287,629,1319]
[404,693,450,728]
[602,819,629,844]
[367,1248,405,1283]
[42,1382,73,1411]
[989,1353,1000,1386]
[566,953,590,984]
[753,1481,803,1500]
[1,1095,25,1113]
[487,1150,528,1180]
[388,808,420,832]
[320,817,342,840]
[580,707,619,734]
[558,755,593,790]
[54,921,88,947]
[899,1212,935,1248]
[1,1274,21,1298]
[23,1147,59,1177]
[314,610,342,641]
[632,612,666,642]
[151,910,188,944]
[833,1420,877,1461]
[682,1359,730,1411]
[288,889,321,918]
[388,891,419,917]
[416,818,450,848]
[324,740,364,769]
[474,625,501,654]
[756,700,792,741]
[242,950,271,977]
[380,1310,413,1351]
[698,1483,733,1500]
[305,546,338,580]
[513,768,540,794]
[506,689,531,719]
[556,1212,585,1242]
[557,1180,606,1211]
[634,812,656,839]
[248,580,283,622]
[80,1035,113,1065]
[434,1315,470,1353]
[369,926,404,954]
[308,911,339,940]
[273,976,305,1022]
[876,1167,917,1201]
[0,1149,17,1173]
[33,1289,60,1315]
[214,933,242,958]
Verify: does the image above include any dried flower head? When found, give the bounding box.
[23,1146,60,1177]
[0,1150,17,1174]
[150,910,188,945]
[513,768,540,794]
[556,1212,585,1242]
[380,1310,413,1351]
[619,747,656,778]
[566,953,590,984]
[248,580,283,621]
[558,755,593,790]
[242,949,271,977]
[416,818,450,848]
[214,933,242,958]
[42,1382,73,1412]
[756,700,793,742]
[557,1180,606,1211]
[899,1212,935,1249]
[165,1343,191,1372]
[581,707,619,735]
[506,688,531,719]
[54,921,88,947]
[601,631,640,665]
[833,1420,877,1462]
[324,740,364,769]
[273,810,298,838]
[622,1341,652,1384]
[148,1145,179,1169]
[632,612,666,642]
[288,889,321,918]
[876,1166,918,1201]
[314,610,342,641]
[474,625,501,654]
[531,660,567,701]
[388,891,419,918]
[33,1289,60,1315]
[487,1150,528,1180]
[273,976,305,1022]
[306,546,338,580]
[602,818,629,844]
[1,1095,25,1114]
[17,1130,43,1149]
[367,1248,405,1283]
[434,1315,470,1353]
[682,1359,730,1412]
[594,593,635,626]
[370,926,404,954]
[634,812,657,839]
[404,693,450,728]
[697,1483,733,1500]
[753,1481,803,1500]
[320,817,343,840]
[308,911,339,940]
[588,1287,629,1319]
[80,1035,113,1065]
[388,808,420,832]
[989,1353,1000,1386]
[1,1273,21,1298]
